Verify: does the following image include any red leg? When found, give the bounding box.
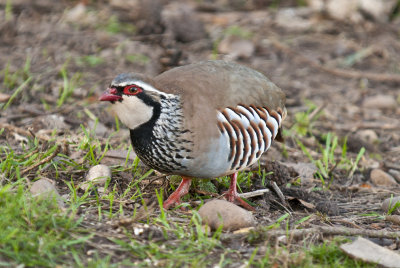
[163,177,192,209]
[223,173,255,211]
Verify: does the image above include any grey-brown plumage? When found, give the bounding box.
[153,61,285,152]
[100,60,286,210]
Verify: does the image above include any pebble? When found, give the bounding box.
[340,237,400,267]
[40,114,69,130]
[218,36,255,60]
[388,169,400,183]
[362,94,398,110]
[30,178,65,208]
[162,3,207,43]
[356,129,378,143]
[80,164,111,191]
[370,169,397,186]
[359,0,397,22]
[275,8,313,31]
[0,93,10,103]
[283,162,317,183]
[88,120,108,137]
[381,196,400,214]
[198,199,255,231]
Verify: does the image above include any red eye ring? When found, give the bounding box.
[123,85,143,95]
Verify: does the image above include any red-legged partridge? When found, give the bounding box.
[100,60,286,210]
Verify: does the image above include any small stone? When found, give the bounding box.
[218,36,255,60]
[0,93,10,103]
[275,8,313,31]
[381,196,400,214]
[388,169,400,183]
[340,237,400,267]
[162,3,207,43]
[283,162,317,183]
[198,199,255,231]
[359,0,398,22]
[63,3,87,23]
[385,215,400,225]
[326,0,361,22]
[370,169,397,186]
[356,129,378,143]
[40,114,69,130]
[88,120,108,137]
[362,94,398,110]
[30,178,65,208]
[80,164,111,191]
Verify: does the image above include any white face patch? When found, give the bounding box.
[111,96,153,130]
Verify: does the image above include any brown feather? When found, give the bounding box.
[153,60,286,154]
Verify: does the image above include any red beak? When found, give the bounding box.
[99,88,123,102]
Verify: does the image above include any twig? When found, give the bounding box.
[0,123,51,142]
[21,145,61,175]
[385,163,400,171]
[190,189,271,205]
[270,37,400,83]
[238,189,270,199]
[308,104,325,122]
[222,226,400,241]
[271,181,287,206]
[333,122,400,131]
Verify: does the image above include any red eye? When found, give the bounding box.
[123,85,142,95]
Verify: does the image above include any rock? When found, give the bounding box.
[362,95,398,110]
[218,36,255,60]
[139,0,165,34]
[388,169,400,183]
[198,200,255,231]
[88,120,108,137]
[275,8,313,31]
[326,0,361,22]
[283,162,317,183]
[386,215,400,225]
[0,93,10,103]
[340,237,400,267]
[359,0,398,22]
[162,3,207,43]
[63,3,87,23]
[80,164,111,191]
[381,196,400,214]
[308,0,398,22]
[356,129,378,143]
[110,0,140,10]
[40,114,69,130]
[370,169,397,186]
[30,178,65,208]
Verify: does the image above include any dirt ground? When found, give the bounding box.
[1,0,400,265]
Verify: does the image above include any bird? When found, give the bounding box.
[99,60,286,210]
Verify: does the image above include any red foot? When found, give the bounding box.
[223,173,255,211]
[163,177,192,210]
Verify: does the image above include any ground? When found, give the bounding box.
[1,0,400,267]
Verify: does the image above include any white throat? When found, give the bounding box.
[111,96,153,130]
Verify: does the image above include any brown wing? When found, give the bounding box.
[154,60,286,152]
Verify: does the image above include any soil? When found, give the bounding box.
[1,0,400,265]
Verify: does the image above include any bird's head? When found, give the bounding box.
[99,73,161,130]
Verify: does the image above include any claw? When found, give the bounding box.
[223,173,255,211]
[163,177,191,210]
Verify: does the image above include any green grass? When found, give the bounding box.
[296,132,365,188]
[57,63,81,107]
[0,133,374,266]
[0,181,89,267]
